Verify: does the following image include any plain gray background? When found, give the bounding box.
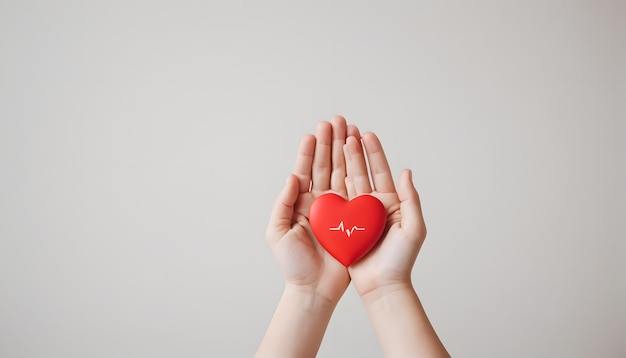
[1,1,624,357]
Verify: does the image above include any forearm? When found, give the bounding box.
[256,285,338,358]
[362,283,449,358]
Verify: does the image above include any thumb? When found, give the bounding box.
[397,169,427,238]
[266,174,300,247]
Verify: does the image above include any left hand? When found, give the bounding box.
[342,130,428,299]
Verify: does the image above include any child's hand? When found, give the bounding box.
[343,130,427,300]
[265,117,351,304]
[342,130,448,357]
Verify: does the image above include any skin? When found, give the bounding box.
[256,116,449,358]
[256,118,351,358]
[345,129,450,358]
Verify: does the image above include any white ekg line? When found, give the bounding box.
[329,221,365,238]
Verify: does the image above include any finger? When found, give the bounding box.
[344,136,372,195]
[362,132,396,193]
[345,123,360,198]
[397,169,426,238]
[312,121,332,192]
[345,176,356,199]
[343,138,357,198]
[293,134,316,193]
[330,116,348,195]
[266,174,300,247]
[347,124,361,140]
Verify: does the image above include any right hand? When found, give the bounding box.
[265,117,352,304]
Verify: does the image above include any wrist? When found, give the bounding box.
[359,280,416,309]
[283,283,339,318]
[360,282,450,357]
[255,284,339,358]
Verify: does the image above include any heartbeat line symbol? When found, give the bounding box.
[329,221,365,238]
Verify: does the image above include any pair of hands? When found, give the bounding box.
[266,116,427,306]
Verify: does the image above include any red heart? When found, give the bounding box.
[309,193,387,266]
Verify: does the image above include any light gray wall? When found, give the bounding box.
[1,1,623,357]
